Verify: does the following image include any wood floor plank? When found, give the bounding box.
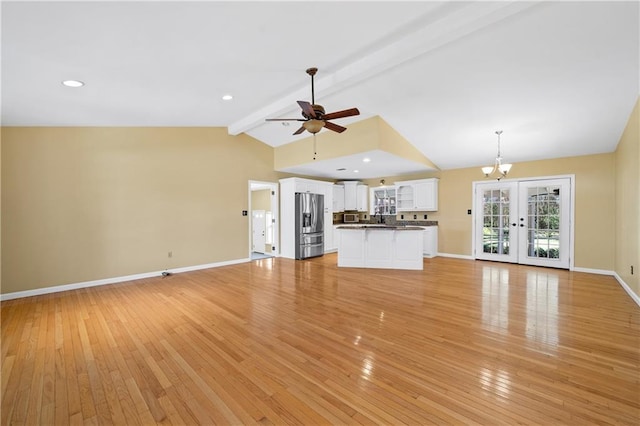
[2,255,639,424]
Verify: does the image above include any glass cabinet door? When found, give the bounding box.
[371,188,396,215]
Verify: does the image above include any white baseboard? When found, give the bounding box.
[437,252,475,260]
[4,257,638,309]
[612,272,640,308]
[435,260,640,308]
[0,258,251,302]
[566,267,640,308]
[571,266,613,275]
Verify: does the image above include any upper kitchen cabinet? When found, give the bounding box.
[335,181,368,212]
[370,187,396,216]
[294,179,323,194]
[357,184,368,212]
[333,185,345,212]
[395,178,438,211]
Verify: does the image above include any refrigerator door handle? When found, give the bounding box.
[301,243,324,248]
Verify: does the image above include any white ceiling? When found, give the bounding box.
[2,1,638,179]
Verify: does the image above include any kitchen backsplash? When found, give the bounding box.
[333,211,437,226]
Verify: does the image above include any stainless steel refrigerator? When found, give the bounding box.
[295,193,324,260]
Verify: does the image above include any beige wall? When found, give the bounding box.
[615,99,639,297]
[2,111,636,296]
[363,153,616,270]
[251,189,271,211]
[274,116,437,171]
[1,127,279,295]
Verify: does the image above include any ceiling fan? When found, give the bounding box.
[265,67,360,135]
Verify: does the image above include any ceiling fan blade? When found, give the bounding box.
[322,108,360,120]
[293,125,306,135]
[324,121,347,133]
[265,118,305,121]
[297,100,317,118]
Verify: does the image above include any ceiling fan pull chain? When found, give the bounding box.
[313,134,317,160]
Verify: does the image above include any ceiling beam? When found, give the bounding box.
[227,1,539,136]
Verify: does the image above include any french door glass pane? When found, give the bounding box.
[482,189,510,255]
[526,186,561,259]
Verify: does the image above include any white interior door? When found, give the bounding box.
[252,210,266,253]
[474,177,572,269]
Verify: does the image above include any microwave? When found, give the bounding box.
[343,213,359,223]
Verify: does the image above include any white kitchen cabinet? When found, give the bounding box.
[295,180,322,194]
[414,179,438,211]
[336,181,367,212]
[357,184,369,212]
[396,184,415,211]
[326,225,341,252]
[395,178,438,211]
[420,226,438,258]
[395,230,426,268]
[370,187,396,216]
[279,177,334,259]
[332,185,345,213]
[324,186,333,253]
[342,181,358,210]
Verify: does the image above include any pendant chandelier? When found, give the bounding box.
[481,130,512,180]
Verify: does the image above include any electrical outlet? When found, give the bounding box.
[467,209,472,215]
[168,251,172,258]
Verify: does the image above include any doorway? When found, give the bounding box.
[473,176,574,269]
[249,181,278,260]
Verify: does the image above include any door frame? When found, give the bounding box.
[471,174,575,270]
[248,181,279,259]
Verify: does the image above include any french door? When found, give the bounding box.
[474,177,572,269]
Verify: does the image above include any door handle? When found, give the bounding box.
[520,224,525,227]
[511,223,517,227]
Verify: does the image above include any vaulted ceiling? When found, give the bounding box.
[2,1,638,178]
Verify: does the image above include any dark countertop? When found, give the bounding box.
[336,225,425,231]
[333,220,438,227]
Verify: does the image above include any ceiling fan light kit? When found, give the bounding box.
[482,130,512,180]
[303,119,325,134]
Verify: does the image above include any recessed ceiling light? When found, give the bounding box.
[222,94,233,101]
[354,170,359,173]
[62,80,84,88]
[363,157,371,163]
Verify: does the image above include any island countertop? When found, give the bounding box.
[336,225,425,231]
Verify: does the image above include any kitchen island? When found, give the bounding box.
[336,225,424,270]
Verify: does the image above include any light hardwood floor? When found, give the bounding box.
[2,255,639,425]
